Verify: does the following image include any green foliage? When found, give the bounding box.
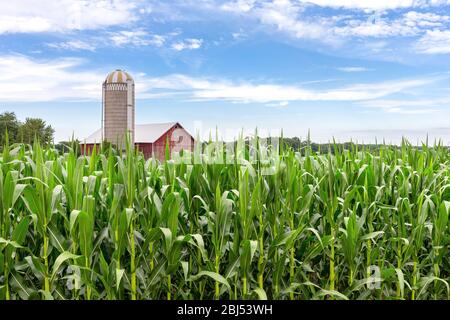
[0,112,55,149]
[0,112,20,146]
[19,117,54,145]
[0,136,449,300]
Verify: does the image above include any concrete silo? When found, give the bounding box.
[102,69,135,149]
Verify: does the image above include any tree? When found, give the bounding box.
[0,112,20,145]
[19,117,54,145]
[55,140,81,156]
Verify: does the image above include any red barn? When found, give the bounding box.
[82,122,194,161]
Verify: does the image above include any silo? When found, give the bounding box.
[102,69,135,149]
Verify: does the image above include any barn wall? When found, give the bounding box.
[82,142,152,159]
[81,143,100,156]
[153,124,194,161]
[136,143,152,159]
[152,124,195,161]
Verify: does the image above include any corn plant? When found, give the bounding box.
[0,135,448,300]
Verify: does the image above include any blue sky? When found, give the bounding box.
[0,0,450,144]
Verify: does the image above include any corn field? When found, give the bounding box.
[0,136,449,300]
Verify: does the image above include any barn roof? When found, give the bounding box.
[83,122,184,144]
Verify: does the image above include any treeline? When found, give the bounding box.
[1,111,445,155]
[281,136,448,153]
[282,137,381,153]
[0,111,54,146]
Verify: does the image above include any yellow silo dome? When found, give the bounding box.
[105,69,134,84]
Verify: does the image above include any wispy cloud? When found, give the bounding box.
[298,0,446,11]
[333,15,417,38]
[232,29,247,40]
[220,0,433,15]
[221,0,255,13]
[0,55,103,101]
[137,72,440,104]
[266,101,290,107]
[253,0,331,41]
[181,78,436,103]
[338,127,450,145]
[47,30,170,52]
[332,11,450,38]
[337,67,372,72]
[109,30,166,47]
[47,40,96,52]
[385,107,438,114]
[416,29,450,54]
[0,54,443,105]
[217,0,335,43]
[0,0,139,34]
[358,97,450,113]
[219,1,450,53]
[171,38,203,51]
[360,98,450,108]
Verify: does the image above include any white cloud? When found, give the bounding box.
[416,29,450,53]
[337,67,371,72]
[266,101,290,107]
[386,107,438,114]
[218,1,450,43]
[0,54,440,105]
[217,0,333,42]
[141,1,450,47]
[254,0,330,40]
[184,78,434,103]
[47,40,96,51]
[232,29,247,39]
[171,38,203,51]
[0,55,103,101]
[46,31,167,52]
[298,0,449,11]
[149,35,166,47]
[333,11,450,38]
[0,0,138,34]
[221,0,255,13]
[334,15,417,37]
[404,11,449,27]
[137,73,437,104]
[0,16,52,33]
[358,98,448,113]
[109,30,166,47]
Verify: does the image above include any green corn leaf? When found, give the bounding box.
[252,287,268,300]
[51,251,81,281]
[78,211,93,261]
[240,240,258,276]
[189,271,231,291]
[115,268,125,292]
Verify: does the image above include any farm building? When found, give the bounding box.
[82,122,194,160]
[82,70,194,160]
